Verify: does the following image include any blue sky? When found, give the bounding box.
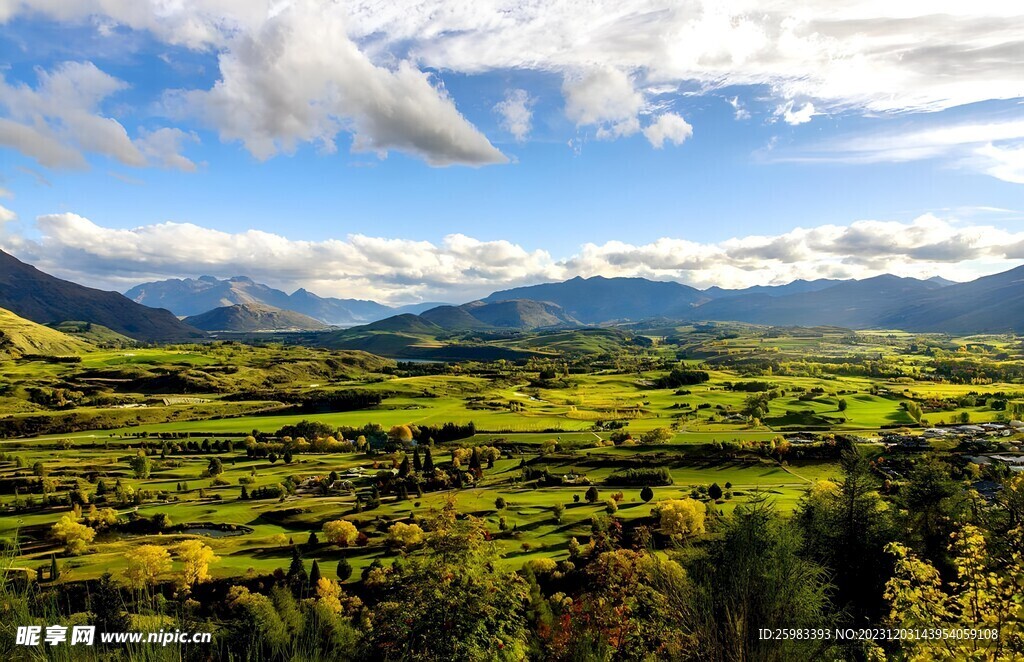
[0,2,1022,304]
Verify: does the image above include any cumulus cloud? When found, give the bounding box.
[563,67,644,139]
[3,210,1023,302]
[0,61,195,170]
[643,113,693,148]
[494,89,534,142]
[167,1,505,166]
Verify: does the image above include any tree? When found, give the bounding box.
[240,485,249,500]
[32,461,47,477]
[90,573,131,633]
[495,496,507,510]
[553,503,565,524]
[838,398,848,412]
[52,513,95,555]
[208,457,224,476]
[398,454,411,477]
[336,558,353,582]
[308,560,322,589]
[885,525,1024,660]
[129,452,151,479]
[177,540,219,588]
[413,447,422,472]
[640,486,654,503]
[586,486,600,503]
[49,554,58,580]
[796,449,895,624]
[389,425,414,443]
[283,450,293,464]
[287,547,307,586]
[307,531,320,547]
[423,446,435,473]
[364,504,530,659]
[708,482,723,500]
[639,427,672,444]
[656,499,706,541]
[387,522,425,549]
[605,499,618,514]
[123,545,172,589]
[323,519,359,546]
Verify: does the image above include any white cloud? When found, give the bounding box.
[0,204,15,224]
[4,1,1022,160]
[563,67,644,139]
[136,128,200,171]
[727,96,750,120]
[0,62,195,170]
[643,113,693,148]
[494,89,534,142]
[973,143,1024,184]
[168,1,505,166]
[777,101,816,125]
[3,210,1023,302]
[775,118,1024,183]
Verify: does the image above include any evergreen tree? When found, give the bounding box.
[287,547,307,584]
[307,531,319,547]
[337,558,353,582]
[641,486,654,502]
[399,454,411,477]
[90,573,131,632]
[413,447,422,472]
[308,560,322,589]
[240,485,249,500]
[49,554,58,580]
[423,446,435,473]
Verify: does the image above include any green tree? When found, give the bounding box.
[364,503,530,660]
[336,558,353,582]
[586,486,600,503]
[129,452,151,479]
[640,485,654,503]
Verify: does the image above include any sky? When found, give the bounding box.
[0,0,1022,305]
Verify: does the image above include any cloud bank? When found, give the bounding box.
[2,211,1022,304]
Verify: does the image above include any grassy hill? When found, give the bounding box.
[184,303,328,332]
[48,320,136,347]
[0,307,92,357]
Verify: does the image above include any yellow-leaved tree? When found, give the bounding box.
[51,513,96,556]
[123,544,172,589]
[885,523,1024,661]
[655,498,706,541]
[323,519,359,546]
[177,540,219,588]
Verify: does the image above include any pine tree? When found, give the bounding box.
[423,446,434,473]
[337,558,353,582]
[399,455,411,477]
[240,485,249,500]
[413,447,422,472]
[287,547,306,583]
[50,554,58,580]
[307,531,319,547]
[308,560,322,589]
[641,486,654,502]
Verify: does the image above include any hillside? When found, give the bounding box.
[126,275,392,324]
[680,275,945,328]
[184,303,328,332]
[48,321,136,347]
[0,307,92,357]
[881,266,1024,333]
[484,275,707,323]
[0,250,205,342]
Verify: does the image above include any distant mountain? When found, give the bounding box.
[680,275,945,328]
[0,250,204,342]
[484,275,707,323]
[704,278,846,299]
[183,303,328,332]
[126,276,391,325]
[0,307,92,357]
[881,266,1024,333]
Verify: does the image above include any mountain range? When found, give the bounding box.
[4,247,1024,343]
[125,275,437,325]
